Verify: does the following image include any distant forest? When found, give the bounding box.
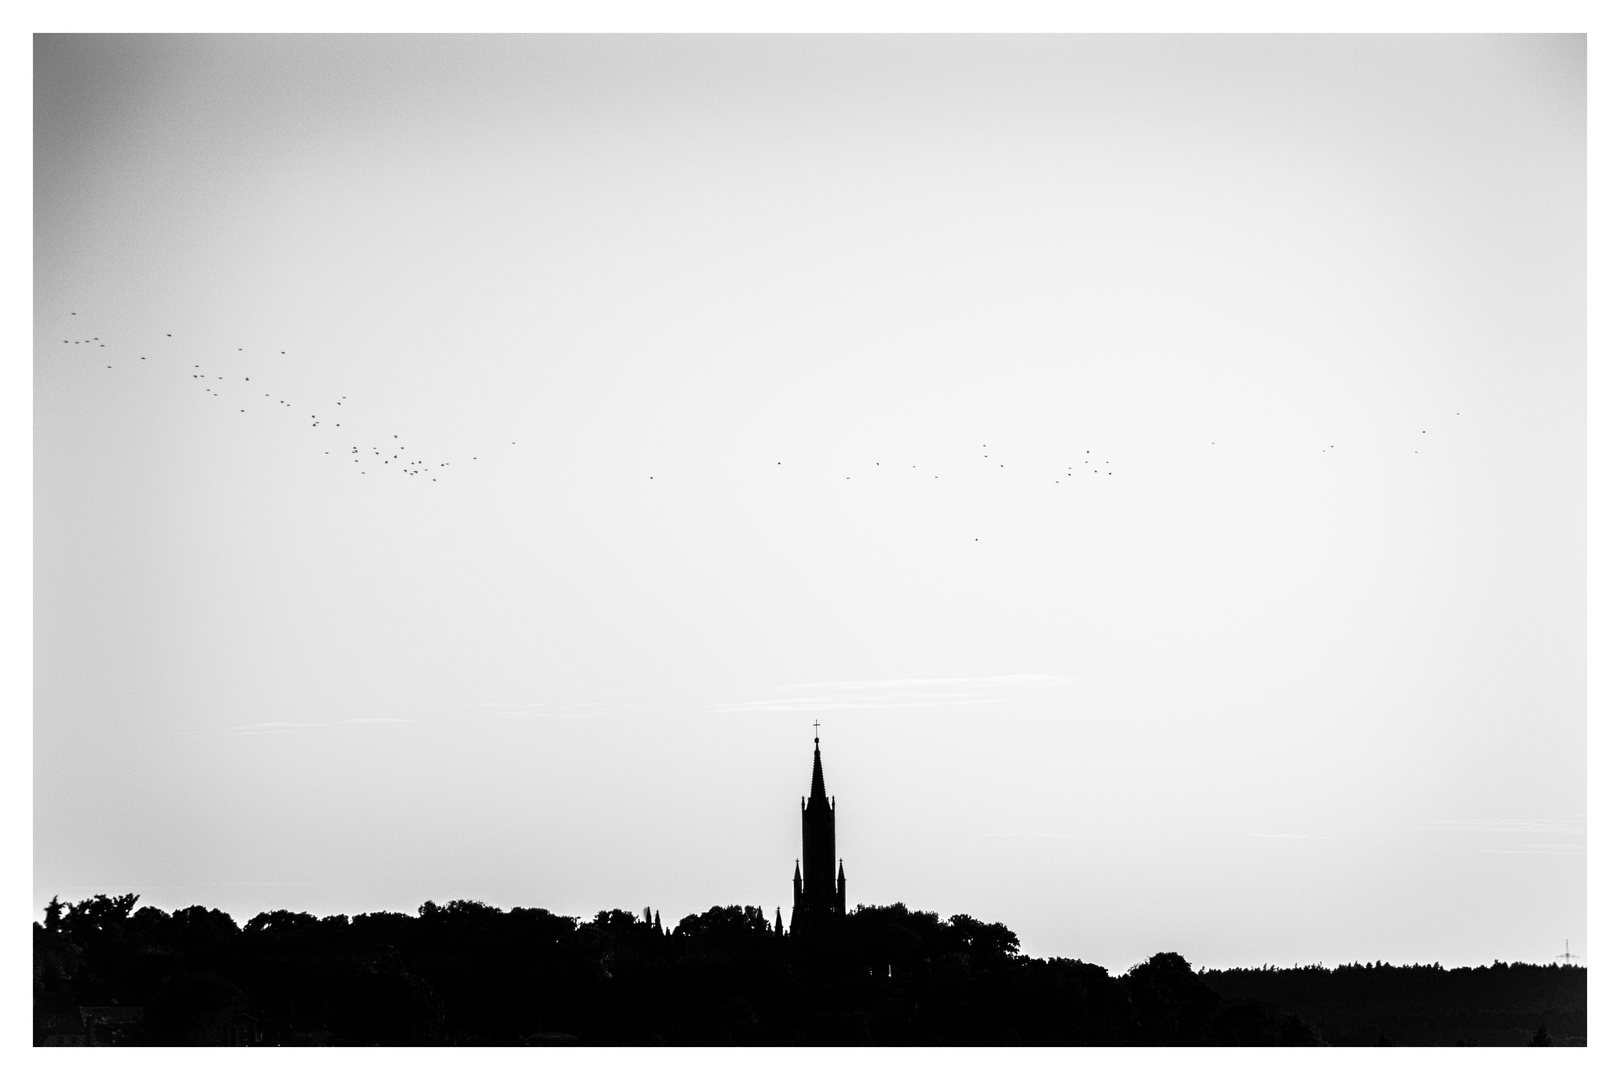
[34,894,1585,1046]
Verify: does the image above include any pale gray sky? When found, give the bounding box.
[34,34,1584,970]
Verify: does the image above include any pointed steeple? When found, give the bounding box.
[793,730,843,936]
[809,736,827,801]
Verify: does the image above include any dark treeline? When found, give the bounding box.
[1200,961,1585,1046]
[34,893,1584,1046]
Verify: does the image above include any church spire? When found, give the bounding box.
[793,731,841,937]
[809,736,827,801]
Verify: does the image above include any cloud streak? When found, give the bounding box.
[713,674,1069,713]
[210,717,418,737]
[467,702,654,720]
[1419,817,1585,835]
[1415,818,1585,856]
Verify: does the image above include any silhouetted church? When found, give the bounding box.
[790,736,846,936]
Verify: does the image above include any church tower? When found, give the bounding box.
[790,734,846,936]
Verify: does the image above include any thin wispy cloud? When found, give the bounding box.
[1415,818,1585,856]
[1419,818,1585,835]
[714,674,1069,713]
[208,717,418,737]
[467,702,654,720]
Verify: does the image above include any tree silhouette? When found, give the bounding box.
[31,893,1586,1045]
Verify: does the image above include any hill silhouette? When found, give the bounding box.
[34,893,1584,1046]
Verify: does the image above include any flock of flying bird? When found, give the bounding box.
[53,312,1129,494]
[56,313,500,484]
[820,445,1115,487]
[54,311,1462,503]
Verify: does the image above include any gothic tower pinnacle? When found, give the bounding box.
[790,730,845,935]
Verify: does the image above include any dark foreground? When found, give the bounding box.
[34,894,1584,1046]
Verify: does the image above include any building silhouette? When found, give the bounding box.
[790,736,846,936]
